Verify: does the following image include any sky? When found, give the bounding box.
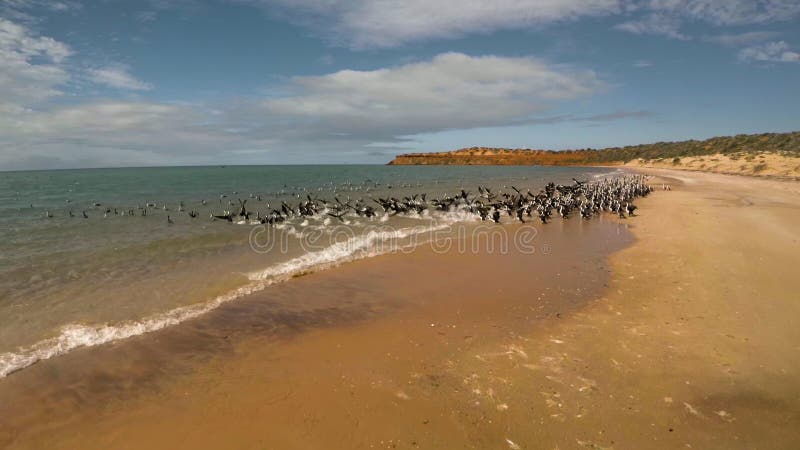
[0,0,799,170]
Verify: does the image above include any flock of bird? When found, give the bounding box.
[370,174,656,224]
[43,174,660,227]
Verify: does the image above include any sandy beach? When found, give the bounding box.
[2,1,798,448]
[2,168,800,449]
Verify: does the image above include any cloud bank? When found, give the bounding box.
[248,0,626,49]
[245,0,800,48]
[263,53,604,137]
[1,17,612,169]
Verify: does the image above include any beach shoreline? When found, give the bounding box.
[2,168,799,449]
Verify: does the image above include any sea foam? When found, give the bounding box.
[0,222,451,378]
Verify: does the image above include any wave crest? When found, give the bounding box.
[0,223,449,378]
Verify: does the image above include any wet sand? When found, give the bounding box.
[3,169,800,449]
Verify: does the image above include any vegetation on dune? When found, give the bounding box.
[388,131,800,165]
[583,131,800,163]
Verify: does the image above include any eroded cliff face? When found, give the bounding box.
[387,132,800,166]
[387,147,610,166]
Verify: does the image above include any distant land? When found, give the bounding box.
[389,131,800,179]
[388,131,800,167]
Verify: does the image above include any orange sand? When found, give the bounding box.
[2,169,800,449]
[625,152,800,179]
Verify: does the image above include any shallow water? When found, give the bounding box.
[0,165,617,377]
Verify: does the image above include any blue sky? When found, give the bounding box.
[1,0,798,169]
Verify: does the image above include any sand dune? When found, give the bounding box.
[625,153,800,180]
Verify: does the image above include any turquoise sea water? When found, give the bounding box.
[0,164,616,377]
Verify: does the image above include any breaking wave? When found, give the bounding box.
[0,221,456,378]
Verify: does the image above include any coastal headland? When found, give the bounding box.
[388,131,800,179]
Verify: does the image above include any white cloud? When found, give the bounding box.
[0,17,72,106]
[0,52,614,169]
[86,65,154,91]
[0,17,72,63]
[262,52,605,136]
[241,1,800,48]
[247,0,626,48]
[136,10,158,22]
[738,41,800,63]
[614,13,687,39]
[1,0,82,24]
[704,31,779,46]
[647,0,800,25]
[8,102,183,134]
[615,0,800,41]
[0,100,270,169]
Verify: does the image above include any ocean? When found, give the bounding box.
[0,164,617,377]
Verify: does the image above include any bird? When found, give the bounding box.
[53,175,656,243]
